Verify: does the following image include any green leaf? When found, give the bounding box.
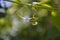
[51,10,60,31]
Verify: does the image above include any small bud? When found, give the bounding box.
[51,10,56,16]
[32,21,38,25]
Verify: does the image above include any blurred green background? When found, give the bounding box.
[0,0,60,40]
